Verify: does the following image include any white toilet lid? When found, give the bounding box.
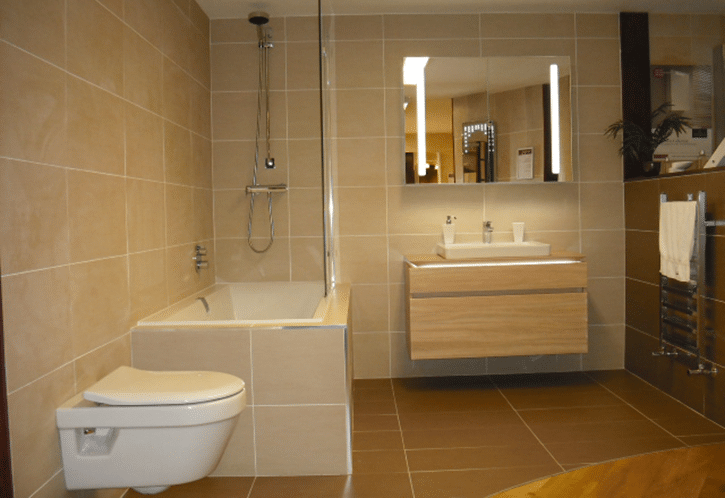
[83,366,246,406]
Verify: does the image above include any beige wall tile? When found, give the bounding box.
[384,14,479,40]
[582,324,625,371]
[336,138,387,187]
[575,13,619,38]
[287,42,321,90]
[211,43,258,92]
[74,335,131,393]
[0,159,70,274]
[252,328,347,405]
[127,178,166,252]
[3,267,73,392]
[126,103,164,181]
[255,405,350,475]
[0,43,66,165]
[166,183,195,245]
[580,182,624,230]
[166,243,214,302]
[338,236,388,284]
[333,15,383,40]
[8,365,75,498]
[132,329,252,391]
[124,26,163,114]
[125,0,165,49]
[334,41,384,89]
[288,139,323,188]
[290,237,325,281]
[66,76,125,175]
[581,230,626,278]
[353,333,391,379]
[578,134,622,183]
[577,39,621,86]
[193,186,214,241]
[480,14,575,39]
[67,170,127,262]
[212,92,257,140]
[214,238,291,282]
[67,0,124,95]
[288,90,321,139]
[285,16,317,42]
[485,183,580,232]
[129,249,168,322]
[190,76,212,138]
[161,0,194,72]
[212,408,256,476]
[289,189,322,237]
[351,284,389,333]
[214,190,248,239]
[165,121,193,186]
[588,277,625,326]
[70,256,130,356]
[334,89,385,138]
[163,57,193,129]
[337,187,387,236]
[0,0,65,67]
[576,86,622,135]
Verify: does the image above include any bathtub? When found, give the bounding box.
[138,281,329,327]
[132,282,352,477]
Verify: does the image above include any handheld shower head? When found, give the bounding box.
[248,11,270,25]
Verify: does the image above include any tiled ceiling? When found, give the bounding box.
[197,0,725,19]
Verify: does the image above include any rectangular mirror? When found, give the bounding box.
[404,56,572,184]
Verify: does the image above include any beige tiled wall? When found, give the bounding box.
[210,17,326,283]
[329,13,625,378]
[0,0,211,496]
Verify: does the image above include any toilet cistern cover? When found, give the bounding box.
[83,366,245,406]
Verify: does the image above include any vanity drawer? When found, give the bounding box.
[407,292,588,359]
[408,261,587,294]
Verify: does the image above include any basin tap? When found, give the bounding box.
[483,221,493,243]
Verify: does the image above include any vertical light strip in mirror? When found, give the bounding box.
[549,64,561,175]
[404,57,430,176]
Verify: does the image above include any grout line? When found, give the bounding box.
[583,372,725,447]
[491,380,567,474]
[390,379,417,498]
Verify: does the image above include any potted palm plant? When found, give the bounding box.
[605,103,691,175]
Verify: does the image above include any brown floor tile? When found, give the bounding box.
[499,386,625,410]
[249,476,351,498]
[398,409,521,432]
[353,430,404,450]
[353,387,395,404]
[393,375,495,392]
[529,419,673,444]
[354,378,393,390]
[491,372,596,389]
[348,473,414,498]
[586,369,656,393]
[680,434,725,446]
[517,404,647,425]
[410,465,562,498]
[406,444,557,472]
[352,449,408,474]
[402,425,540,450]
[394,390,510,413]
[652,413,725,437]
[545,436,686,466]
[124,477,254,497]
[352,399,397,415]
[353,413,400,432]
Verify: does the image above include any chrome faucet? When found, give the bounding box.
[483,221,493,243]
[197,297,210,314]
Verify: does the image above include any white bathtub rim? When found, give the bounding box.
[136,281,329,328]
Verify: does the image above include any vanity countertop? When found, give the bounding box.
[405,250,585,267]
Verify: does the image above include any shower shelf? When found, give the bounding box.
[245,184,288,194]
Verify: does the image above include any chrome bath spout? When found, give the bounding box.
[197,297,210,314]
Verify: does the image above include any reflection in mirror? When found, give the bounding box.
[404,56,572,184]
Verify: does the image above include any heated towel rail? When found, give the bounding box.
[653,191,724,376]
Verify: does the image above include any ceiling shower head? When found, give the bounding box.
[248,11,270,25]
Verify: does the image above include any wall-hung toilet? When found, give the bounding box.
[56,366,246,495]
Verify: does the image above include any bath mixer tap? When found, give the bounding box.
[483,221,493,243]
[197,297,210,314]
[193,245,209,272]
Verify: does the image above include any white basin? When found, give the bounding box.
[436,241,551,259]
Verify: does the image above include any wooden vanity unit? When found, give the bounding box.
[405,252,588,360]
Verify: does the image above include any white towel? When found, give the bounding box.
[659,201,697,282]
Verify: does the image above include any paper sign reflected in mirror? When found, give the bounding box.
[404,56,572,184]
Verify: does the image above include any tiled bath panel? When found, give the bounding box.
[125,370,725,498]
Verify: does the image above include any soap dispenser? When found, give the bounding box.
[443,216,456,244]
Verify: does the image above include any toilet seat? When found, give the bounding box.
[83,366,245,406]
